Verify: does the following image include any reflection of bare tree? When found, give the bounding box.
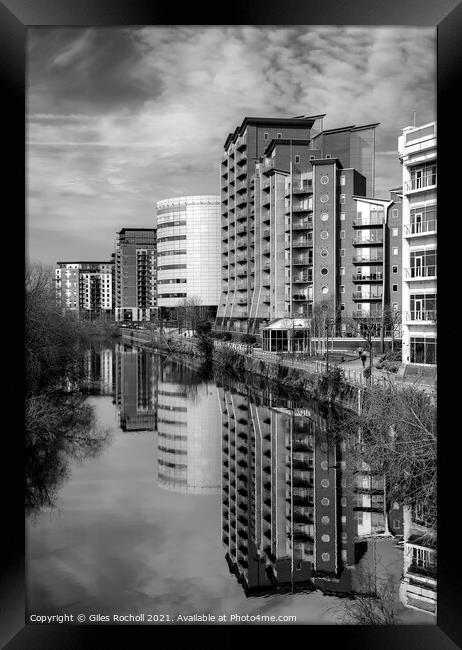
[25,391,111,517]
[331,569,398,624]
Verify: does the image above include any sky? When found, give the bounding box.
[27,26,436,266]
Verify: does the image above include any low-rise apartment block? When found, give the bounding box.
[55,260,114,318]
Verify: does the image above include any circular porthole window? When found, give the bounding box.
[321,479,330,488]
[320,230,329,240]
[320,193,329,203]
[320,267,328,275]
[321,497,330,506]
[320,248,329,257]
[320,212,329,221]
[321,286,329,294]
[322,553,331,562]
[321,534,331,542]
[320,175,329,184]
[321,515,330,524]
[321,304,329,311]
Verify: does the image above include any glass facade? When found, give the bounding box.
[155,195,221,312]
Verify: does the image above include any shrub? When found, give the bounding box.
[222,332,232,341]
[241,334,256,344]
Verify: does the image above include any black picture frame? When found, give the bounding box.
[2,1,460,647]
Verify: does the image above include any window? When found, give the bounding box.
[392,284,398,292]
[277,132,282,139]
[321,534,330,542]
[410,337,436,364]
[340,175,346,186]
[340,285,345,293]
[341,304,345,311]
[392,208,398,218]
[392,247,398,255]
[321,515,330,524]
[392,228,398,236]
[340,212,345,221]
[320,175,329,184]
[340,194,346,204]
[340,267,345,275]
[340,249,345,257]
[320,193,329,203]
[392,265,398,273]
[326,154,331,159]
[321,479,330,488]
[321,497,330,506]
[322,553,330,561]
[264,132,269,141]
[295,154,300,163]
[310,155,315,160]
[340,230,345,239]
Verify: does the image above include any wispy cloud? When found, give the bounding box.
[27,26,435,264]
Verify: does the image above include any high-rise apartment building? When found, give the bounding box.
[216,116,381,336]
[115,228,157,322]
[155,195,221,323]
[398,122,437,376]
[55,260,114,318]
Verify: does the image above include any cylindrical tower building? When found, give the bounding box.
[155,195,221,322]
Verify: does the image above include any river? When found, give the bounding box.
[26,342,434,625]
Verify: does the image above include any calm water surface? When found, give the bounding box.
[26,343,432,624]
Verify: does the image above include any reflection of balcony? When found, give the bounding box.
[292,255,310,265]
[404,266,437,279]
[404,220,437,236]
[352,273,383,282]
[293,273,312,283]
[353,310,382,319]
[293,293,310,301]
[352,292,383,301]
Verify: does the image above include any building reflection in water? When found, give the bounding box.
[157,358,221,495]
[83,346,115,395]
[115,343,158,431]
[218,383,387,597]
[115,344,221,494]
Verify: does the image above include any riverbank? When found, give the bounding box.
[119,328,364,412]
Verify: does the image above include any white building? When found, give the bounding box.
[155,195,221,321]
[398,122,437,376]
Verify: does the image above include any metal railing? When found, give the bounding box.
[403,310,437,322]
[352,292,383,300]
[352,273,383,282]
[352,236,384,245]
[404,266,437,279]
[404,220,437,236]
[404,174,437,192]
[353,254,383,263]
[353,215,384,227]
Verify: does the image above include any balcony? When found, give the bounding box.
[403,310,437,323]
[236,181,247,194]
[236,209,247,221]
[353,254,383,264]
[292,293,311,302]
[236,237,247,249]
[352,236,384,246]
[236,280,247,290]
[404,266,437,280]
[261,292,270,303]
[236,134,247,151]
[352,272,383,282]
[353,215,384,227]
[262,227,271,239]
[290,203,312,213]
[404,173,437,193]
[352,292,383,301]
[236,253,247,263]
[404,220,437,236]
[236,195,247,208]
[262,244,271,255]
[236,267,247,276]
[236,166,247,178]
[285,182,312,197]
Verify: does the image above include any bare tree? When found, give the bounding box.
[382,305,402,354]
[351,311,382,384]
[176,295,204,335]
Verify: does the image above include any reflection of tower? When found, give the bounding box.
[157,359,220,494]
[219,384,388,598]
[82,347,114,395]
[115,344,157,431]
